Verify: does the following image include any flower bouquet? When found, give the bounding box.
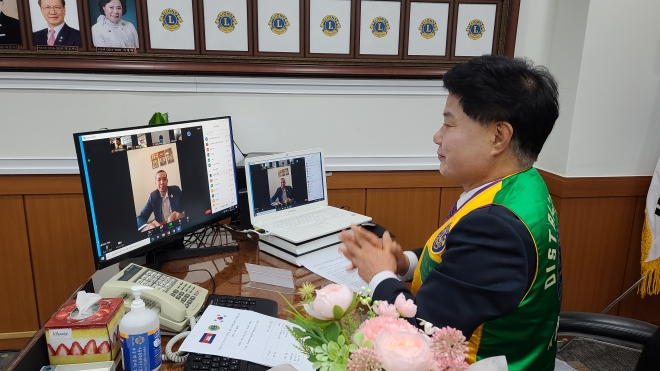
[282,283,469,371]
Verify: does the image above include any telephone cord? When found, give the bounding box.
[162,315,197,364]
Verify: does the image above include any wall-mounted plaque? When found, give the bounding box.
[356,0,403,58]
[254,0,303,57]
[404,0,451,60]
[452,0,500,59]
[306,0,355,58]
[26,0,85,50]
[0,0,28,50]
[144,0,199,53]
[200,0,252,55]
[83,0,144,52]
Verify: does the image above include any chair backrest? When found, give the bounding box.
[635,326,660,371]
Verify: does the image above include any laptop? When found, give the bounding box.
[244,149,371,243]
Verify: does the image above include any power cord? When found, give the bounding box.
[222,224,270,239]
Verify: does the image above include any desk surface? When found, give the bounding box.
[9,232,333,371]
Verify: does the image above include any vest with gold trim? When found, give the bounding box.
[412,168,562,371]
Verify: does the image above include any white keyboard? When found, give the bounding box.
[264,208,345,231]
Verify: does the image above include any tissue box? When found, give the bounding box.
[44,297,124,365]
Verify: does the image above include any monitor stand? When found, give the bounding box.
[150,243,238,271]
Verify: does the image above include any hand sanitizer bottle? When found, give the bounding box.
[119,286,162,371]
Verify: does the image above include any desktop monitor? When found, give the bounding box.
[73,116,239,270]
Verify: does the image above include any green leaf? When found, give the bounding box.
[325,323,340,342]
[305,338,320,347]
[333,305,345,320]
[348,344,358,352]
[148,112,169,125]
[337,335,345,347]
[363,340,373,348]
[353,332,364,346]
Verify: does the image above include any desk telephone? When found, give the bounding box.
[99,263,208,333]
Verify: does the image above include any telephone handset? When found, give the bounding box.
[99,263,208,333]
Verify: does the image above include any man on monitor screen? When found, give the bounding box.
[270,178,293,206]
[137,170,185,231]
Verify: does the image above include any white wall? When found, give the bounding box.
[516,0,660,177]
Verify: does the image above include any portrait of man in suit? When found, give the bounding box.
[0,0,22,45]
[137,170,185,231]
[270,177,294,206]
[32,0,81,46]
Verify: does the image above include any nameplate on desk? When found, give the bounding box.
[37,45,78,51]
[96,47,136,53]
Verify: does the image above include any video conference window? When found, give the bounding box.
[110,135,132,152]
[249,157,321,215]
[151,130,170,146]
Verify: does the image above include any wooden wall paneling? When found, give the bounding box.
[0,196,40,340]
[439,187,462,227]
[24,194,96,325]
[326,171,458,189]
[617,196,660,325]
[0,175,83,195]
[366,188,441,249]
[557,197,637,313]
[0,338,30,351]
[328,189,367,215]
[550,194,562,217]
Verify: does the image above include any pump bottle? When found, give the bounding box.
[119,286,162,371]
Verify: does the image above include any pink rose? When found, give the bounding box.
[374,331,435,371]
[373,300,399,318]
[303,283,353,320]
[394,293,417,318]
[356,316,418,343]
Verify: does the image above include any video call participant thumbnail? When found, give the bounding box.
[0,0,21,45]
[33,0,81,46]
[137,170,185,231]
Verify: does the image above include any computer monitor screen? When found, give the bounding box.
[73,117,239,269]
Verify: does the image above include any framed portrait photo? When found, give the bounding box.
[143,0,199,53]
[356,0,404,59]
[26,0,86,50]
[452,0,500,60]
[306,0,355,58]
[199,0,252,55]
[0,0,29,50]
[83,0,144,52]
[152,159,159,169]
[404,0,452,60]
[254,0,303,57]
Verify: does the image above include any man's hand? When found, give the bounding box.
[338,224,397,283]
[167,211,185,223]
[391,239,411,276]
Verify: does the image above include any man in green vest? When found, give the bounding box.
[339,55,562,371]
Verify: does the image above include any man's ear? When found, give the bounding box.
[491,121,513,156]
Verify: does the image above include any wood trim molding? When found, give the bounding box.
[537,170,652,199]
[0,175,83,195]
[0,331,37,340]
[327,171,460,189]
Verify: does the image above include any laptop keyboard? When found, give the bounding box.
[184,294,278,371]
[265,208,345,231]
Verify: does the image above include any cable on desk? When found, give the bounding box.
[222,224,270,239]
[163,315,197,364]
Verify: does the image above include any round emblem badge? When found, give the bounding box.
[160,8,183,31]
[418,18,438,39]
[431,223,451,253]
[370,16,390,38]
[208,324,220,331]
[320,15,341,37]
[466,19,485,40]
[269,13,290,35]
[216,11,238,33]
[135,335,145,345]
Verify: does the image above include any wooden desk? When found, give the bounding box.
[7,234,333,370]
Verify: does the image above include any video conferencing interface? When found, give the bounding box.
[75,117,238,265]
[247,153,325,217]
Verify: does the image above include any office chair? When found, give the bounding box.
[557,311,660,371]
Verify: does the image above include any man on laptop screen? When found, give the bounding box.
[245,149,371,244]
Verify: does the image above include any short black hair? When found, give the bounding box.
[442,55,559,167]
[38,0,65,6]
[155,170,166,179]
[98,0,127,15]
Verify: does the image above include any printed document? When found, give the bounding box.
[180,305,314,371]
[297,245,368,292]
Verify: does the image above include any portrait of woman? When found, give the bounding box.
[91,0,138,47]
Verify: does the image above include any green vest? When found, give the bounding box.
[412,168,562,371]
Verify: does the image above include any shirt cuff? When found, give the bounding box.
[368,270,399,295]
[398,251,419,281]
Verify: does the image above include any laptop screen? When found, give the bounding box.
[246,152,325,217]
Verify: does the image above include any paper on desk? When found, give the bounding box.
[246,263,295,288]
[297,245,368,292]
[180,305,314,371]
